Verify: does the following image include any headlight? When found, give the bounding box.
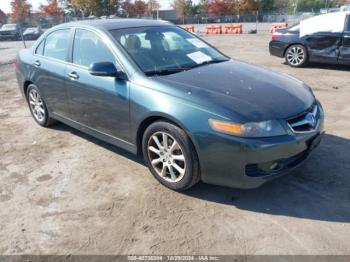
[209,119,286,138]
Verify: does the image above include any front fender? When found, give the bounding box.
[129,82,224,160]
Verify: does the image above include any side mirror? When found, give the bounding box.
[89,62,119,77]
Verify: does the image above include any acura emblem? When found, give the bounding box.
[305,112,316,127]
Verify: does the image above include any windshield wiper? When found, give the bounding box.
[189,59,229,69]
[145,68,188,76]
[145,59,229,76]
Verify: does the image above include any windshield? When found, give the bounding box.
[2,24,16,30]
[109,26,229,76]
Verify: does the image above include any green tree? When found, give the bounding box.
[294,0,338,12]
[260,0,275,11]
[71,0,97,17]
[197,0,208,16]
[134,0,147,17]
[95,0,120,15]
[122,0,135,17]
[172,0,195,22]
[274,0,293,13]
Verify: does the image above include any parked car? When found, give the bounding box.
[269,11,350,67]
[0,23,22,41]
[16,19,324,191]
[340,4,350,11]
[23,26,43,40]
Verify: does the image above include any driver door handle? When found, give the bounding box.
[33,60,41,67]
[68,71,79,80]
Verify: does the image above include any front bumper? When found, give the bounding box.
[196,105,325,189]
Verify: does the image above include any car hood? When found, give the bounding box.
[155,60,315,122]
[0,29,15,33]
[24,29,37,34]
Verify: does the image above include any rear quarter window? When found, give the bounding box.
[35,40,45,55]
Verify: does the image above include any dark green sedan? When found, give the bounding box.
[15,19,324,191]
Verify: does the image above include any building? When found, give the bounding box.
[158,9,176,23]
[0,9,7,25]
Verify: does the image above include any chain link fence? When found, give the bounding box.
[0,11,319,42]
[176,12,317,26]
[15,10,318,28]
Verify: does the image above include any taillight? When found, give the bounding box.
[272,33,281,41]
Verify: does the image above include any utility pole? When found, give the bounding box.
[254,0,258,33]
[294,0,299,15]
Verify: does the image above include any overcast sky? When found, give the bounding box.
[0,0,188,14]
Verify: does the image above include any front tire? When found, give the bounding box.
[26,84,56,127]
[285,44,308,67]
[142,121,200,191]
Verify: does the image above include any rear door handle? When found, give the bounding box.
[68,71,79,80]
[33,60,41,67]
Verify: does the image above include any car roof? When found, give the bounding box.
[56,18,173,31]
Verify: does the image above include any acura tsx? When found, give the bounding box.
[16,19,324,191]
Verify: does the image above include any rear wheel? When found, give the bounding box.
[142,121,200,191]
[285,44,308,67]
[26,84,56,127]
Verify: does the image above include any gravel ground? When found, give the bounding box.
[0,40,34,65]
[0,34,349,255]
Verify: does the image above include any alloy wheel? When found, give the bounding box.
[286,46,305,66]
[28,89,45,122]
[147,131,186,183]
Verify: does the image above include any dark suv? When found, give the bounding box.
[0,24,22,41]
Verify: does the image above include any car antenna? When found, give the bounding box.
[20,25,26,48]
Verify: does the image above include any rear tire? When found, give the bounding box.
[26,84,56,127]
[285,44,308,67]
[142,121,200,191]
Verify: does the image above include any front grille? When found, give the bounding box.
[287,104,319,133]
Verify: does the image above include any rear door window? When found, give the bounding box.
[43,29,71,61]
